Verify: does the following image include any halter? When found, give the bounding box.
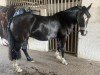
[83,12,91,36]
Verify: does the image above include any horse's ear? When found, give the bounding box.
[87,3,92,10]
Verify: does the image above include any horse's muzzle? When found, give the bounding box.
[80,30,88,36]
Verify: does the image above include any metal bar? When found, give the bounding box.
[50,0,53,15]
[53,39,55,50]
[47,0,51,16]
[67,36,70,52]
[68,0,70,8]
[61,0,63,11]
[57,0,60,12]
[71,0,74,7]
[49,40,51,50]
[64,0,67,10]
[74,25,77,53]
[54,0,56,13]
[55,39,57,51]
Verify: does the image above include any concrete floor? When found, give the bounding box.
[0,45,100,75]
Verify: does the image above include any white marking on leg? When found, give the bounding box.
[55,51,62,60]
[61,58,68,65]
[0,37,2,45]
[12,60,22,72]
[1,38,9,46]
[31,60,35,63]
[0,38,9,46]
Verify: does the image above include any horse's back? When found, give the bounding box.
[10,13,60,41]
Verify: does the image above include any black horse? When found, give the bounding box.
[0,5,33,62]
[8,4,92,72]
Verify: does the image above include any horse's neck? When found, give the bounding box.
[55,8,80,24]
[53,7,81,34]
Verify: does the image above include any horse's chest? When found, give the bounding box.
[67,25,74,35]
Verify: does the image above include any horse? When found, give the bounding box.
[8,4,92,72]
[0,5,34,62]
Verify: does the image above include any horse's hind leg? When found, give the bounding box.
[12,59,22,72]
[10,43,23,72]
[22,40,34,62]
[8,30,22,72]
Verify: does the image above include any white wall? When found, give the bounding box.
[0,0,7,6]
[28,38,48,51]
[78,0,100,61]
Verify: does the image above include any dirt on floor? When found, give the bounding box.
[0,45,100,75]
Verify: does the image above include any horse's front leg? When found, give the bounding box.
[7,25,23,72]
[21,40,34,62]
[55,39,62,60]
[58,38,68,65]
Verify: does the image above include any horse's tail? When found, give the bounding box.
[7,27,21,61]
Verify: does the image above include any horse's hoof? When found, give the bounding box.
[31,60,35,63]
[13,64,23,72]
[62,58,68,65]
[27,57,34,62]
[56,55,62,60]
[2,39,9,46]
[63,62,68,65]
[12,60,23,73]
[16,67,23,72]
[55,51,61,60]
[16,65,23,72]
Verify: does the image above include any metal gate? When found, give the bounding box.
[7,0,82,55]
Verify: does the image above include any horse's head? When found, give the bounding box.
[77,3,92,36]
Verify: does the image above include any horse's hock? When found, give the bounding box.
[7,0,82,54]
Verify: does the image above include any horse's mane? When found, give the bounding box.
[7,5,16,20]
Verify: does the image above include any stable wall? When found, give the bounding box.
[0,0,6,6]
[78,0,100,61]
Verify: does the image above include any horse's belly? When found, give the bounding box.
[30,30,57,41]
[30,21,59,41]
[30,31,48,41]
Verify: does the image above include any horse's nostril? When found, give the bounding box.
[80,30,87,36]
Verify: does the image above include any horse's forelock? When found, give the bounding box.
[82,6,91,18]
